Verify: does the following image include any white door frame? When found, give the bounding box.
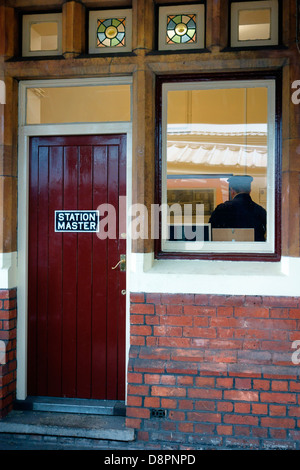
[17,78,132,400]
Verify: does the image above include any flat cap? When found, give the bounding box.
[228,175,253,187]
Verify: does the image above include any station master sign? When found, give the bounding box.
[55,210,99,233]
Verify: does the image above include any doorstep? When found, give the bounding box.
[0,409,135,442]
[14,396,126,416]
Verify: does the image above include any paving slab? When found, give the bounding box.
[0,410,135,442]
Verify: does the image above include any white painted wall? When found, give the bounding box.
[129,253,300,297]
[0,253,17,289]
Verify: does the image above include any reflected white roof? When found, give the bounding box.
[167,124,267,169]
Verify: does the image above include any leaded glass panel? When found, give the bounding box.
[89,9,132,54]
[166,14,196,45]
[97,17,126,48]
[158,4,205,51]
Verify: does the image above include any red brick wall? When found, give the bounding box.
[127,293,300,450]
[0,289,17,418]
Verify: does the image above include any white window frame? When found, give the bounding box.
[24,80,132,125]
[22,13,63,57]
[158,4,205,51]
[88,9,132,54]
[161,79,276,255]
[231,0,279,47]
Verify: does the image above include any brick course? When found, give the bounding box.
[127,293,300,450]
[0,289,17,418]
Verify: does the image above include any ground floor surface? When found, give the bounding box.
[0,408,298,452]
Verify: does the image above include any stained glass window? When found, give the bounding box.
[97,17,126,48]
[89,9,132,54]
[166,14,197,45]
[158,5,205,51]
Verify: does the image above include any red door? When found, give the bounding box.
[28,135,126,400]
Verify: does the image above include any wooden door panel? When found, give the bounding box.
[28,135,126,400]
[77,145,93,399]
[91,144,109,399]
[36,146,50,396]
[61,145,78,397]
[48,145,63,397]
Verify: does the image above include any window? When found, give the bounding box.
[25,80,131,125]
[231,1,279,47]
[22,13,62,57]
[156,73,281,260]
[88,9,132,54]
[158,4,205,51]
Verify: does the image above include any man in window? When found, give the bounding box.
[209,175,266,242]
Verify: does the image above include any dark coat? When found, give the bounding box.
[209,193,267,242]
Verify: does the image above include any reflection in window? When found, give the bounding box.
[30,22,58,51]
[231,1,278,47]
[22,13,62,57]
[238,9,271,41]
[161,80,276,254]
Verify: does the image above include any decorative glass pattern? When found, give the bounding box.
[158,4,204,51]
[97,17,126,48]
[166,14,197,45]
[89,9,132,54]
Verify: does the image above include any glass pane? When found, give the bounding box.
[97,17,126,48]
[166,14,197,45]
[238,9,271,41]
[166,86,268,242]
[30,22,58,51]
[26,85,131,124]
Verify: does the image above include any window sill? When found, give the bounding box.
[221,45,288,52]
[129,253,300,297]
[155,245,280,263]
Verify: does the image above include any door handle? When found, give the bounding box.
[112,254,126,271]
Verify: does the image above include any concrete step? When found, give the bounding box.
[0,410,135,442]
[14,396,126,416]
